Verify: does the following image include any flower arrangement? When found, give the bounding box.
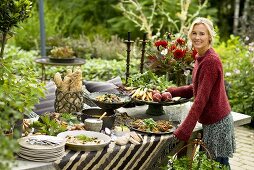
[146,33,197,86]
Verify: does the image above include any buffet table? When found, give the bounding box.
[12,105,251,170]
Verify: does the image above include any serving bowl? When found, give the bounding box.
[57,130,111,151]
[87,92,131,110]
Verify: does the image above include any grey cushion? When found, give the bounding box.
[84,76,122,93]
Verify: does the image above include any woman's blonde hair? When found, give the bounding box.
[188,17,216,44]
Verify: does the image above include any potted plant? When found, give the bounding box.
[0,0,45,169]
[49,46,76,62]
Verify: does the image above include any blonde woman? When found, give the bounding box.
[167,17,235,168]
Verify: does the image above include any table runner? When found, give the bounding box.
[54,134,175,170]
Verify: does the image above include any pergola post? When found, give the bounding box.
[39,0,46,58]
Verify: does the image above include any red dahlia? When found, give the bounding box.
[173,49,186,59]
[155,40,168,48]
[176,38,185,45]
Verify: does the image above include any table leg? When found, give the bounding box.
[41,64,45,82]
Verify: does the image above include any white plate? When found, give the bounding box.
[17,152,64,162]
[18,135,66,150]
[57,130,111,151]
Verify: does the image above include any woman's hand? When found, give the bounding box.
[166,87,178,97]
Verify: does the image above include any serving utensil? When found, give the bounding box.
[99,112,107,120]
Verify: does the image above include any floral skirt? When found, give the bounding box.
[202,113,236,158]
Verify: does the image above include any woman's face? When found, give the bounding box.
[190,23,211,55]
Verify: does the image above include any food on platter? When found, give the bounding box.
[161,92,172,101]
[114,129,143,146]
[57,130,111,151]
[95,93,121,103]
[88,92,131,110]
[130,87,174,102]
[114,125,130,136]
[65,134,103,145]
[130,118,174,133]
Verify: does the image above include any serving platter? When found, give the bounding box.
[87,92,131,110]
[133,97,190,116]
[127,118,176,135]
[134,97,190,106]
[57,130,111,151]
[129,126,176,135]
[48,56,76,63]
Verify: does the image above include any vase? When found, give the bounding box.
[166,72,187,86]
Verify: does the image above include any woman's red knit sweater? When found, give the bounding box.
[170,48,231,142]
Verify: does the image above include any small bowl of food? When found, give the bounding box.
[81,107,116,129]
[84,118,103,132]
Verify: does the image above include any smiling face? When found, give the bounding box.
[190,23,211,56]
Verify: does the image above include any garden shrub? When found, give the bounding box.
[215,35,254,120]
[0,45,45,169]
[82,58,140,82]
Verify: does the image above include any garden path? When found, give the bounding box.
[229,126,254,170]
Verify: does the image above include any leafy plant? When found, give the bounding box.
[0,0,32,58]
[31,115,67,136]
[214,35,254,120]
[127,70,174,91]
[0,1,45,169]
[50,46,75,58]
[0,45,45,169]
[82,58,140,81]
[162,152,227,170]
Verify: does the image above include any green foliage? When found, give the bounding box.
[82,58,140,81]
[162,152,227,170]
[115,0,209,39]
[31,115,67,136]
[214,35,254,119]
[0,46,45,169]
[11,0,123,50]
[10,4,40,50]
[0,0,32,33]
[0,1,42,169]
[0,0,32,58]
[127,70,174,91]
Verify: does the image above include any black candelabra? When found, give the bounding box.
[124,32,134,85]
[140,33,147,74]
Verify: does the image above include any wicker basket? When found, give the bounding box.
[168,133,214,170]
[54,89,84,113]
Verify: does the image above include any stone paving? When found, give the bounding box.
[229,126,254,170]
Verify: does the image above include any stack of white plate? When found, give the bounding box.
[17,135,66,162]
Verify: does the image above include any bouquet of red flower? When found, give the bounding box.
[146,33,197,86]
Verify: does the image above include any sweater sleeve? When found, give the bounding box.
[174,58,221,141]
[167,84,193,98]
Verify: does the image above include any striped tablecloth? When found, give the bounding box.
[54,134,176,170]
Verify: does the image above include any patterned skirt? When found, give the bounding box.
[202,113,236,158]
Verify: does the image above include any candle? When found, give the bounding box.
[143,33,146,41]
[128,32,130,41]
